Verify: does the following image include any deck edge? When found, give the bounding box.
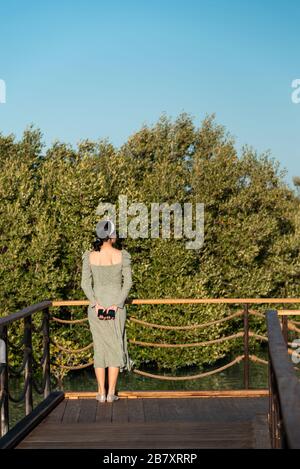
[0,391,65,449]
[64,389,269,399]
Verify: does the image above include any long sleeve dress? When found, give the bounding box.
[81,248,134,371]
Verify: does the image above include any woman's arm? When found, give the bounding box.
[81,250,97,307]
[116,249,133,309]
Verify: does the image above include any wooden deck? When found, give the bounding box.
[15,391,271,449]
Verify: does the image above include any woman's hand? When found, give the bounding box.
[95,303,106,319]
[106,304,118,320]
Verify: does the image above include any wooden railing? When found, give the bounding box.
[267,310,300,449]
[1,298,300,438]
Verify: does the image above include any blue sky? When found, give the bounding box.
[0,0,299,187]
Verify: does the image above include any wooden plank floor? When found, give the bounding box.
[15,393,270,449]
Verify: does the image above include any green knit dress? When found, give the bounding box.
[81,248,134,371]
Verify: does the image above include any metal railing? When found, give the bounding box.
[0,301,51,436]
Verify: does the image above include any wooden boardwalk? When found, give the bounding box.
[2,302,300,449]
[15,391,271,449]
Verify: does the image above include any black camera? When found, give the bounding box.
[106,308,116,319]
[97,307,116,320]
[97,307,106,319]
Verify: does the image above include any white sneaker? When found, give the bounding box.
[107,394,120,402]
[96,393,106,403]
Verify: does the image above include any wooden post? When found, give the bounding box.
[24,316,33,415]
[42,308,51,398]
[243,304,249,389]
[281,316,288,345]
[0,326,9,436]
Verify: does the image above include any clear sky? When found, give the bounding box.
[0,0,299,186]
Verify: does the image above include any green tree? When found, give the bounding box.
[0,114,299,374]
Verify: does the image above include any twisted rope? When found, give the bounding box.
[290,319,300,326]
[51,316,88,324]
[50,338,93,353]
[32,377,44,395]
[132,355,245,380]
[50,309,264,329]
[129,331,244,348]
[249,311,265,319]
[129,311,243,330]
[288,322,300,333]
[52,360,94,370]
[8,375,30,403]
[31,343,49,368]
[249,354,268,365]
[32,372,48,395]
[8,352,28,376]
[248,332,268,342]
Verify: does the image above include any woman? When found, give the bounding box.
[81,219,134,403]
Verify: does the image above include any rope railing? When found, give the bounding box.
[7,375,31,404]
[288,322,300,333]
[249,354,268,365]
[46,334,272,356]
[128,331,244,348]
[133,354,276,381]
[48,304,247,379]
[2,299,300,439]
[32,343,50,369]
[50,338,93,353]
[51,316,88,324]
[290,319,300,326]
[0,302,52,437]
[7,353,28,376]
[59,360,95,370]
[47,301,300,380]
[248,331,268,342]
[249,311,265,319]
[32,372,48,395]
[128,310,244,330]
[50,309,246,327]
[48,332,247,353]
[133,355,245,381]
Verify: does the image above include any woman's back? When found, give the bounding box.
[81,247,132,309]
[81,219,135,378]
[89,247,122,266]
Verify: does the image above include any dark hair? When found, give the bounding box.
[93,235,110,251]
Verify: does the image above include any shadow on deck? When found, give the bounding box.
[12,390,270,449]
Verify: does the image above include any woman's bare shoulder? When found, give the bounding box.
[89,247,122,265]
[112,247,123,262]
